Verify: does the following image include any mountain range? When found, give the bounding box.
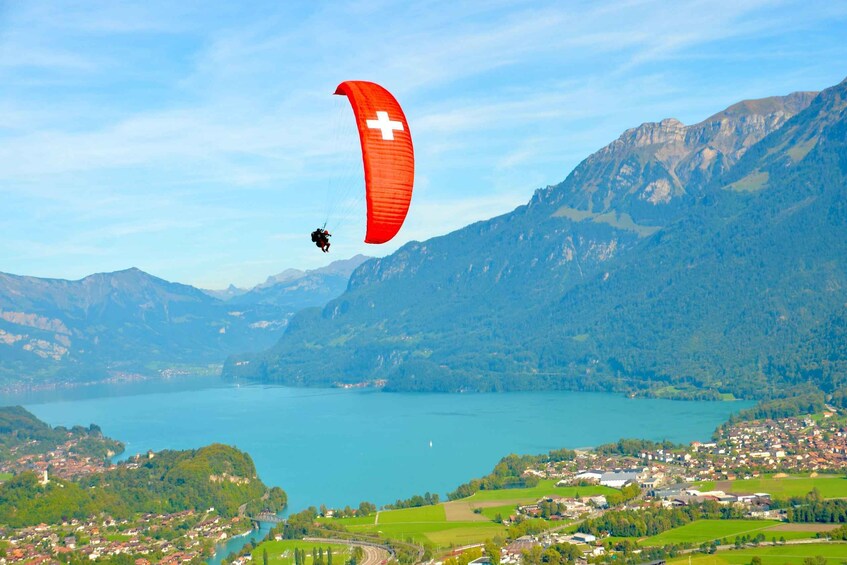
[225,78,847,400]
[220,254,370,310]
[0,256,368,386]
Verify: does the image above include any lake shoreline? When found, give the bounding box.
[2,380,751,564]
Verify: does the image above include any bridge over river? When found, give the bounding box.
[250,512,285,524]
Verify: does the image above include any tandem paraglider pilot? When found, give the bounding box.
[309,82,413,254]
[311,228,331,253]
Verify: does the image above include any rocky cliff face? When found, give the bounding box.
[538,91,818,223]
[349,92,818,292]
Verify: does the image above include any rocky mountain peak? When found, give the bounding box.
[537,91,819,224]
[617,117,687,150]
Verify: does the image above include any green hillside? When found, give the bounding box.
[0,405,123,460]
[0,444,286,527]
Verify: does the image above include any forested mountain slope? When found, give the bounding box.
[225,79,847,399]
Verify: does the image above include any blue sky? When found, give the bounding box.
[1,1,846,289]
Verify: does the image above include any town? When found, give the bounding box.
[5,409,847,565]
[1,510,247,564]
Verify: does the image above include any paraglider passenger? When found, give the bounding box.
[311,228,331,253]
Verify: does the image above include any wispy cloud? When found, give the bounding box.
[0,0,845,286]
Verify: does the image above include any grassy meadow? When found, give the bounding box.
[251,540,352,565]
[693,474,847,499]
[317,480,609,548]
[639,520,821,547]
[667,542,847,564]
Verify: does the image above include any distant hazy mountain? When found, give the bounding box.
[228,254,370,310]
[200,254,370,311]
[0,256,368,386]
[202,284,249,301]
[226,78,847,400]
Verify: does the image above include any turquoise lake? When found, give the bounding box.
[5,377,748,512]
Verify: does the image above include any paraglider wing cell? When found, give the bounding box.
[334,80,414,244]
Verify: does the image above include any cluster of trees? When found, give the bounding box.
[604,483,640,507]
[732,532,768,547]
[278,507,322,540]
[578,500,745,537]
[245,486,288,517]
[448,449,575,500]
[828,385,847,409]
[320,492,436,519]
[772,489,847,523]
[277,507,356,540]
[822,524,847,540]
[321,501,377,518]
[507,518,549,539]
[293,546,338,565]
[384,491,440,509]
[536,499,568,519]
[720,387,826,426]
[0,406,123,461]
[598,539,681,564]
[519,543,582,565]
[595,438,680,457]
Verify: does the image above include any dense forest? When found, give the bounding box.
[0,444,286,527]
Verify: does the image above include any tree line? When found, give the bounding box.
[578,500,746,538]
[448,449,575,500]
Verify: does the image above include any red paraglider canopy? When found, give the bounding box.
[334,81,414,244]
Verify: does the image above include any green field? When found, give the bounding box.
[553,206,660,237]
[0,472,13,483]
[479,504,517,521]
[252,540,352,565]
[319,481,611,548]
[640,520,817,547]
[377,505,446,524]
[694,474,847,499]
[727,170,769,191]
[337,509,506,547]
[668,542,847,564]
[365,521,506,546]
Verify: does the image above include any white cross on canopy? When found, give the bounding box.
[366,111,404,140]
